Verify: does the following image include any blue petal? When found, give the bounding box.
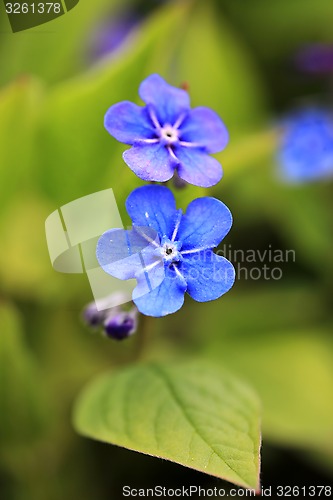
[174,146,223,187]
[178,197,232,251]
[181,251,235,302]
[179,107,229,153]
[104,101,155,145]
[133,265,187,317]
[139,74,190,126]
[132,258,166,300]
[123,142,176,182]
[278,109,333,181]
[96,227,160,280]
[126,185,177,239]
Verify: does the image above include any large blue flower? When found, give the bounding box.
[96,186,235,317]
[104,74,229,187]
[278,108,333,182]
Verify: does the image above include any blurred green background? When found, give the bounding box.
[0,0,333,498]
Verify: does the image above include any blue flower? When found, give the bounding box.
[104,74,229,187]
[278,108,333,182]
[96,185,235,317]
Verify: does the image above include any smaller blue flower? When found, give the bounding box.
[96,185,235,317]
[104,74,228,187]
[278,108,333,182]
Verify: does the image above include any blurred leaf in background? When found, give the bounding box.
[0,0,127,85]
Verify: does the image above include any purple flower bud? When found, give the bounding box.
[83,302,107,328]
[104,311,137,341]
[82,292,131,329]
[295,44,333,75]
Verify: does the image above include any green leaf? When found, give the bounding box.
[0,194,78,300]
[73,361,261,490]
[0,0,123,84]
[0,77,44,213]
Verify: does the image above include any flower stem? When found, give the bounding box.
[133,314,154,361]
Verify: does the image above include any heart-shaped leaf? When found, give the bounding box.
[73,360,261,490]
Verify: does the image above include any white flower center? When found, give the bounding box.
[160,125,179,144]
[163,242,176,258]
[160,239,182,264]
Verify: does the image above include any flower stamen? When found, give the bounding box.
[172,264,186,282]
[160,238,182,264]
[167,145,179,164]
[132,226,160,248]
[138,138,160,144]
[171,209,183,242]
[181,246,212,255]
[147,105,162,130]
[173,112,187,130]
[179,140,203,148]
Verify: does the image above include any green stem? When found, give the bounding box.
[134,314,154,361]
